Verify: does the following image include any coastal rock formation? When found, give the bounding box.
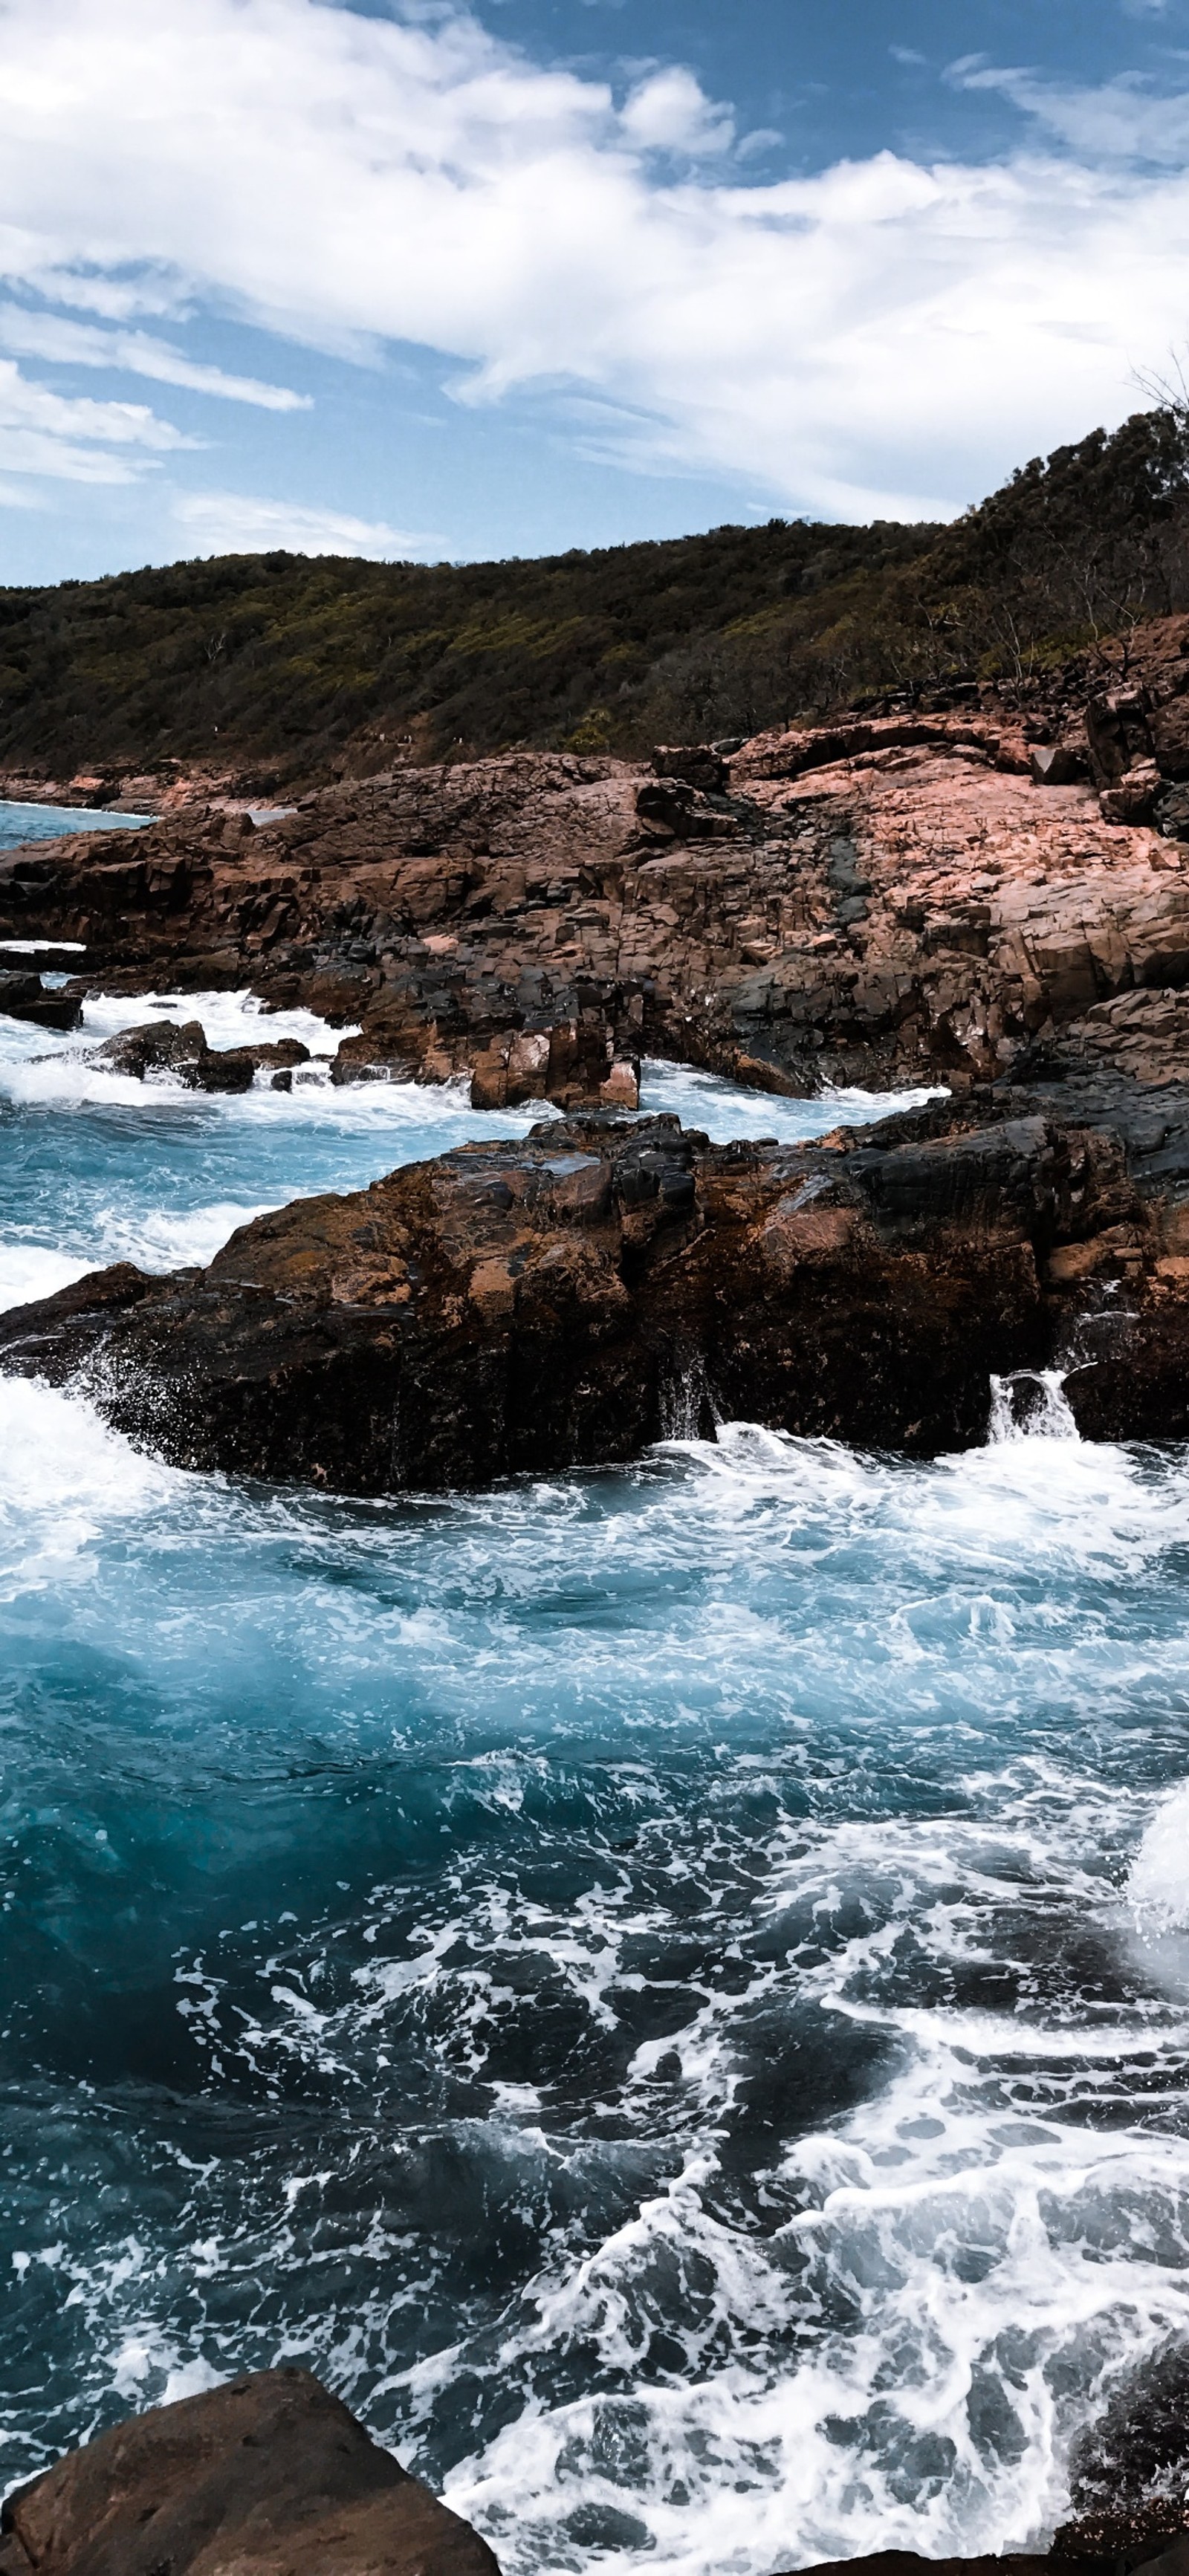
[0,969,80,1032]
[4,2357,1188,2576]
[4,617,1189,1106]
[0,2366,499,2576]
[3,1092,1188,1484]
[94,1016,311,1091]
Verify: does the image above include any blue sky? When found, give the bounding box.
[1,0,1189,580]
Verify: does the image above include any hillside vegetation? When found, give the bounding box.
[2,406,1188,787]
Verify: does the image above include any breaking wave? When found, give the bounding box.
[3,967,1189,2575]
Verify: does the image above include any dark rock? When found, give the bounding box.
[1086,688,1156,788]
[93,1019,275,1093]
[0,970,82,1032]
[791,2555,1062,2576]
[652,743,730,793]
[1154,780,1189,840]
[1030,744,1085,786]
[0,2366,499,2576]
[195,1045,256,1092]
[96,1018,210,1077]
[7,1097,1188,1489]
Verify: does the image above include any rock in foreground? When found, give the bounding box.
[0,2366,499,2576]
[4,1096,1189,1487]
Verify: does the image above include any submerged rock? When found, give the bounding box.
[0,2366,499,2576]
[94,1018,310,1091]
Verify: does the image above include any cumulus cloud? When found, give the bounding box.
[619,67,734,156]
[172,488,435,556]
[0,0,1188,522]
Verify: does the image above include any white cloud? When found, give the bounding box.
[950,59,1189,163]
[172,488,435,556]
[619,68,734,157]
[0,0,1186,522]
[0,305,310,408]
[0,355,195,481]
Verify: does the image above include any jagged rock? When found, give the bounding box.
[94,1020,308,1092]
[0,2366,499,2576]
[0,970,81,1032]
[7,617,1189,1101]
[4,1093,1188,1483]
[652,742,730,793]
[97,1018,210,1077]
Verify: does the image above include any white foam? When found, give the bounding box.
[0,937,86,953]
[0,985,358,1112]
[988,1369,1081,1444]
[1129,1784,1189,1936]
[0,1244,94,1313]
[641,1059,946,1144]
[0,1375,184,1598]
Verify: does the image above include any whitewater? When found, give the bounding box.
[2,824,1189,2576]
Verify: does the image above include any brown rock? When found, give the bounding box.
[7,622,1189,1104]
[6,1098,1188,1486]
[0,2367,499,2576]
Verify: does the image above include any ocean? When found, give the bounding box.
[1,814,1188,2575]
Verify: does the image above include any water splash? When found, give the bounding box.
[1129,1784,1189,1938]
[988,1368,1081,1444]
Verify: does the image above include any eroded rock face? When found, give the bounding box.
[5,1097,1189,1485]
[0,2366,499,2576]
[5,630,1189,1104]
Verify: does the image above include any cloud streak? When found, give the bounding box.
[0,305,310,408]
[172,487,437,556]
[0,356,195,482]
[0,0,1188,522]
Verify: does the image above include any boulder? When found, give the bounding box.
[93,1020,270,1093]
[0,2366,499,2576]
[96,1018,210,1078]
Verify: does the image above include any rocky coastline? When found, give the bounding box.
[4,2364,1189,2576]
[4,626,1189,1123]
[7,637,1189,2566]
[4,1070,1189,1483]
[4,618,1189,1472]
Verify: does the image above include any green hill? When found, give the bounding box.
[1,406,1188,788]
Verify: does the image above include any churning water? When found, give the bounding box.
[1,964,1189,2575]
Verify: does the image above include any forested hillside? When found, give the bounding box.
[2,406,1188,788]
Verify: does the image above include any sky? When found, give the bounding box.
[2,0,1189,580]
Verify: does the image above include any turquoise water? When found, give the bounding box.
[2,980,1189,2575]
[0,796,154,851]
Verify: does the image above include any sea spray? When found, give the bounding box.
[4,1019,1189,2576]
